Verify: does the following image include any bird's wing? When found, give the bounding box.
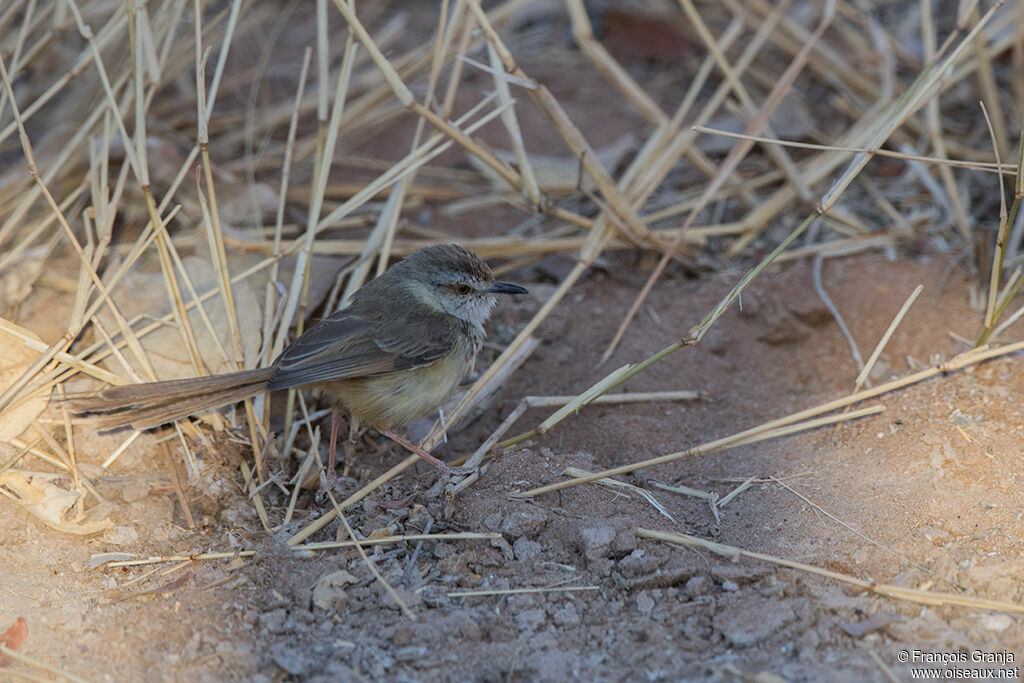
[267,307,458,390]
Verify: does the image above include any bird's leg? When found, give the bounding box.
[381,430,477,476]
[343,415,360,477]
[326,401,345,485]
[381,430,447,470]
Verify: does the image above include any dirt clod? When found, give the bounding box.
[713,598,798,648]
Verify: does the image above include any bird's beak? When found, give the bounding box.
[488,282,528,295]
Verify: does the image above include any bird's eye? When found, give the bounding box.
[454,283,473,295]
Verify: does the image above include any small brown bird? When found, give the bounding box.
[69,244,527,474]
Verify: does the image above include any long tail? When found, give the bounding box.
[67,367,276,431]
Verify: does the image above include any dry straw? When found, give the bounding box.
[640,528,1024,614]
[0,0,1020,617]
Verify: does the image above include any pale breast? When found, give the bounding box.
[323,336,478,429]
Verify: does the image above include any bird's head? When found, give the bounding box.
[394,244,527,329]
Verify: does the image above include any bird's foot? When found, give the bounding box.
[440,464,479,477]
[314,469,341,506]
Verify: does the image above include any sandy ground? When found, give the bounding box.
[3,2,1024,681]
[5,252,1024,682]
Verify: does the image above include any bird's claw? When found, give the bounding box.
[442,464,479,477]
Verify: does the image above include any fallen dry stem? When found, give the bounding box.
[691,126,1017,175]
[518,405,884,498]
[602,0,835,360]
[297,532,502,553]
[853,284,923,391]
[769,477,926,573]
[447,585,598,598]
[101,550,257,568]
[639,528,1024,614]
[328,490,414,620]
[522,337,1024,497]
[563,466,677,525]
[0,643,89,683]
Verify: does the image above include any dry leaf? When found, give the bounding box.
[312,570,359,611]
[0,471,112,536]
[0,617,28,667]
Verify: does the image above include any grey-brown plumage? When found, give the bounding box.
[68,244,526,434]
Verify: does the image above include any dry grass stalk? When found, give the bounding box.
[527,391,699,407]
[297,532,502,553]
[601,0,836,360]
[275,31,360,449]
[850,284,922,394]
[689,126,1017,175]
[639,528,1024,614]
[103,550,258,569]
[562,466,677,525]
[5,437,65,472]
[518,405,885,499]
[328,490,414,621]
[0,0,1017,571]
[524,2,1005,444]
[769,477,925,572]
[536,365,632,436]
[921,0,972,243]
[981,101,1010,331]
[649,481,721,524]
[977,118,1024,345]
[522,335,1024,499]
[224,231,711,258]
[99,431,142,470]
[262,46,311,370]
[502,376,698,447]
[717,477,758,508]
[447,585,598,598]
[0,643,90,683]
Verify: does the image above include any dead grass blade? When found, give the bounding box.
[517,405,884,499]
[639,528,1024,614]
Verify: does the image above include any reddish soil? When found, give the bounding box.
[5,253,1024,681]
